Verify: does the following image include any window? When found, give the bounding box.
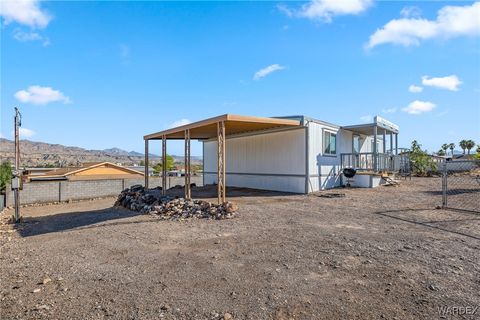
[323,130,337,155]
[353,135,360,153]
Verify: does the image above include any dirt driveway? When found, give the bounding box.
[1,178,479,319]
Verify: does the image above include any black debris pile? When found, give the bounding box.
[115,185,238,220]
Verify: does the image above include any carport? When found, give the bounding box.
[143,114,301,203]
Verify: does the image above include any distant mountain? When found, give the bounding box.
[0,138,202,168]
[128,151,144,157]
[101,147,145,157]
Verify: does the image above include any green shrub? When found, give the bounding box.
[0,161,13,192]
[410,140,437,176]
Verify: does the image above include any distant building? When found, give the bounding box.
[126,166,155,176]
[23,167,60,177]
[29,162,144,181]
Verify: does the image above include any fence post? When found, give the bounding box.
[442,162,447,208]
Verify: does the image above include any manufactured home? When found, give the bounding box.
[144,114,406,201]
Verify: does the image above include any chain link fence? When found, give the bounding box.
[442,160,480,213]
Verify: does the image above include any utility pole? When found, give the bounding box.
[13,107,22,223]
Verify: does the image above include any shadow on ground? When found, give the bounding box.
[14,186,297,238]
[374,208,480,241]
[423,188,480,196]
[166,184,300,199]
[16,207,144,237]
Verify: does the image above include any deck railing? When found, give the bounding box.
[340,152,410,173]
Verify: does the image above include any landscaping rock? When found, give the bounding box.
[114,186,237,220]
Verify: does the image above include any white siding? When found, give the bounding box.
[307,122,349,192]
[203,128,306,193]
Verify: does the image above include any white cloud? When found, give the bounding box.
[360,115,373,122]
[13,29,49,46]
[382,107,397,114]
[253,64,285,80]
[10,127,36,138]
[402,100,436,114]
[14,85,71,105]
[277,4,294,18]
[365,2,480,49]
[279,0,373,22]
[0,0,51,28]
[400,6,422,19]
[20,128,36,138]
[167,119,191,129]
[421,75,462,91]
[408,84,423,93]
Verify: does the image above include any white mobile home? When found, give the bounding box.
[144,114,402,201]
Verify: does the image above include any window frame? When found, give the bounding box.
[323,129,337,156]
[352,134,360,154]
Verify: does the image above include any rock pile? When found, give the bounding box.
[115,185,238,220]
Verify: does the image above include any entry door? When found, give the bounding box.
[353,135,360,153]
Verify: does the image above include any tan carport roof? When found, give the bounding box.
[144,114,301,140]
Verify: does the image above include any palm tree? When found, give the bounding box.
[465,140,476,155]
[449,143,455,157]
[441,143,449,155]
[459,140,467,154]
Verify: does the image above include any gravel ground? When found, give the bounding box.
[1,177,479,320]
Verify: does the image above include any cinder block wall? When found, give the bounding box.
[5,176,202,206]
[6,181,61,205]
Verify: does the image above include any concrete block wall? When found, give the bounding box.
[60,180,124,201]
[5,176,202,206]
[6,181,60,205]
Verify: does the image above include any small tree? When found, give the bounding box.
[437,149,445,156]
[0,161,13,192]
[465,140,476,155]
[459,140,467,154]
[152,155,175,174]
[410,140,437,176]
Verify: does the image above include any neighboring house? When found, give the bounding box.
[29,162,144,181]
[451,154,476,160]
[145,114,404,194]
[126,166,155,176]
[24,167,60,177]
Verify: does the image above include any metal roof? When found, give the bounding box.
[144,114,301,140]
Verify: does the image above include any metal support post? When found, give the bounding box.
[442,162,447,208]
[162,135,167,195]
[373,126,378,172]
[382,130,386,154]
[217,121,226,204]
[395,133,398,155]
[144,139,149,189]
[184,129,191,199]
[13,107,21,223]
[390,133,393,154]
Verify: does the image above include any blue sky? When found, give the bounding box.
[1,0,479,156]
